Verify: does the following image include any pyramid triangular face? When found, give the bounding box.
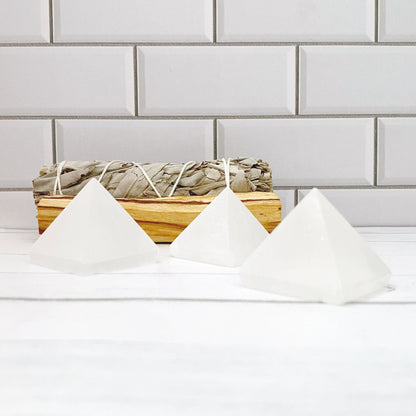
[30,179,158,275]
[241,188,391,304]
[170,187,268,267]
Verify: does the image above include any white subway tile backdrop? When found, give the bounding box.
[300,46,416,114]
[217,0,375,42]
[0,0,50,43]
[0,120,53,188]
[54,0,213,43]
[0,0,415,227]
[137,46,296,116]
[218,118,374,186]
[377,118,416,185]
[298,189,416,226]
[0,192,38,229]
[55,119,214,162]
[379,0,416,42]
[0,47,135,116]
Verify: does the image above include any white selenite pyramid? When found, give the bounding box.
[30,179,158,275]
[241,188,391,304]
[170,187,268,267]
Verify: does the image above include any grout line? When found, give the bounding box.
[295,45,300,115]
[3,185,416,192]
[1,42,416,47]
[51,119,57,164]
[213,119,218,159]
[133,46,138,117]
[375,0,379,43]
[374,117,378,185]
[0,114,416,120]
[294,189,299,205]
[48,0,54,43]
[213,0,217,43]
[0,188,33,192]
[273,185,416,190]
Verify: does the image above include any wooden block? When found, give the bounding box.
[37,192,281,243]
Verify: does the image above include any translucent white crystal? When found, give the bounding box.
[30,179,158,275]
[170,187,268,267]
[241,188,391,304]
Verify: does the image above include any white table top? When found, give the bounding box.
[1,227,416,415]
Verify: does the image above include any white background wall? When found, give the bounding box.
[1,0,416,228]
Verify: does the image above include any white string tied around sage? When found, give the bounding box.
[54,159,220,198]
[97,160,162,198]
[53,160,67,196]
[222,157,231,188]
[98,159,195,198]
[168,160,195,197]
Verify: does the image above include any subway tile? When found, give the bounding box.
[379,0,416,42]
[0,120,53,188]
[0,0,49,43]
[0,47,134,116]
[0,192,37,229]
[217,0,374,42]
[56,120,214,163]
[53,0,212,43]
[378,118,416,185]
[217,119,374,186]
[298,189,416,226]
[300,46,416,115]
[275,190,295,219]
[137,46,295,116]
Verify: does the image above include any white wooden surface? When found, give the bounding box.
[0,228,416,415]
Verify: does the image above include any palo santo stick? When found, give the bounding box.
[37,192,281,243]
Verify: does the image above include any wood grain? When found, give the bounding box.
[37,192,281,242]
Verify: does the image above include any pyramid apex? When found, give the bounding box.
[82,177,100,187]
[82,177,103,191]
[298,188,334,214]
[305,187,323,198]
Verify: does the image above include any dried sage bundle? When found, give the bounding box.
[33,158,273,204]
